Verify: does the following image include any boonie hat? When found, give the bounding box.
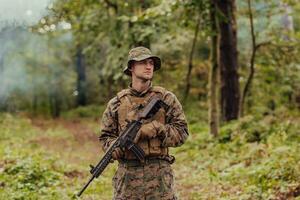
[123,46,161,76]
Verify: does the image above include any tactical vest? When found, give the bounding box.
[117,86,168,159]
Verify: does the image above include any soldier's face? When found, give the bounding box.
[130,58,154,81]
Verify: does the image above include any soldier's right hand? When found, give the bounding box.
[108,140,124,160]
[112,147,124,160]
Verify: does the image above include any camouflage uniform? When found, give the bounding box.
[99,47,189,200]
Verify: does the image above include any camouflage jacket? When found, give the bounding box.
[99,84,189,156]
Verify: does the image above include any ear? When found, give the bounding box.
[129,64,134,72]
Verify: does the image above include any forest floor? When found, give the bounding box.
[27,117,206,199]
[30,117,100,167]
[0,108,300,200]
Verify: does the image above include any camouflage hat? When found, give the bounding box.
[123,46,161,76]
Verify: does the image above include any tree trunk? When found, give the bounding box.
[32,85,38,115]
[184,14,201,101]
[76,47,87,106]
[0,53,5,111]
[54,92,61,117]
[0,54,3,73]
[49,92,61,118]
[215,0,240,121]
[48,67,61,118]
[209,0,219,136]
[240,0,270,117]
[240,0,256,117]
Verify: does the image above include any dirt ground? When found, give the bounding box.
[29,118,102,166]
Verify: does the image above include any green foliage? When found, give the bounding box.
[1,107,300,199]
[0,113,38,140]
[0,112,115,199]
[174,110,300,199]
[184,100,208,124]
[1,0,300,198]
[61,104,105,119]
[1,154,63,199]
[0,114,64,199]
[2,0,299,117]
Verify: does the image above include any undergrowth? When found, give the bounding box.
[0,108,300,199]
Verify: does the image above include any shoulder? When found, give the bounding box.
[116,89,131,99]
[152,86,176,99]
[152,86,181,106]
[107,88,132,110]
[163,90,178,103]
[106,95,121,112]
[163,91,183,110]
[151,86,167,95]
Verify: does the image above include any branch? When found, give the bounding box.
[255,41,271,50]
[240,0,256,117]
[184,13,202,100]
[240,0,271,117]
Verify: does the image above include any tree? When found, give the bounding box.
[215,0,240,121]
[184,8,201,101]
[209,0,219,136]
[75,46,86,106]
[239,0,271,117]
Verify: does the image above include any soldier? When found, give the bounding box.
[99,46,189,200]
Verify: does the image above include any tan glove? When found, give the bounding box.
[109,140,124,160]
[134,120,165,143]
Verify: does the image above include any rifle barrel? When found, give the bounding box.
[77,176,95,197]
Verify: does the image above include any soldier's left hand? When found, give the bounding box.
[134,120,165,143]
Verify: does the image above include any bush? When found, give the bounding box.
[61,104,105,119]
[0,152,66,200]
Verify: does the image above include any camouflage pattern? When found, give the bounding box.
[123,46,161,76]
[116,85,168,159]
[113,160,176,200]
[99,84,188,199]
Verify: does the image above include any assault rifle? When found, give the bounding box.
[77,96,167,197]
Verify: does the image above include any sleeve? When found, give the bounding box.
[98,96,120,152]
[161,91,189,147]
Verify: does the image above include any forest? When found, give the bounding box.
[0,0,300,199]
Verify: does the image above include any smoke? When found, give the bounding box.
[0,0,51,31]
[0,27,40,109]
[0,0,76,112]
[0,26,76,112]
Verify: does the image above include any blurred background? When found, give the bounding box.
[0,0,299,199]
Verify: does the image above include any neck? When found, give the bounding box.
[131,77,151,92]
